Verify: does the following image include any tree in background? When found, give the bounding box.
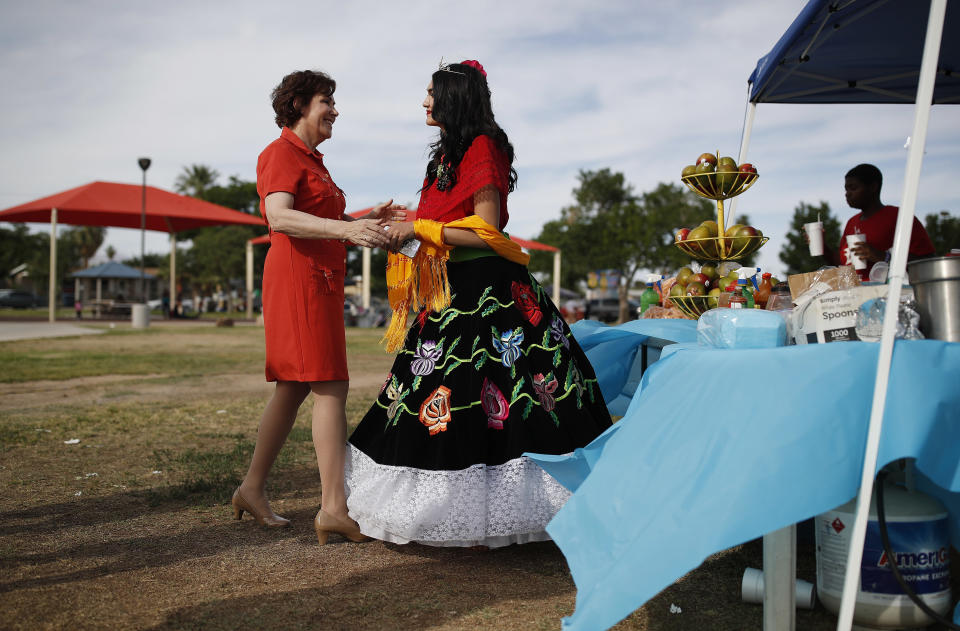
[73,226,106,269]
[174,164,221,198]
[0,225,46,287]
[924,210,960,255]
[172,164,267,303]
[105,245,116,261]
[530,170,713,322]
[778,201,842,275]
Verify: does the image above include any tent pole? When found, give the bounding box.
[246,240,254,320]
[48,208,57,323]
[834,2,947,630]
[553,250,562,304]
[169,233,177,317]
[362,247,371,310]
[728,99,756,228]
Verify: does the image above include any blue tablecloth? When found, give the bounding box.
[529,320,960,631]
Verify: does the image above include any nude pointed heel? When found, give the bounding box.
[314,509,370,546]
[231,488,291,528]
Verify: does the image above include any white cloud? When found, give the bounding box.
[1,0,956,280]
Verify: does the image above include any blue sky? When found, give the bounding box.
[1,0,957,280]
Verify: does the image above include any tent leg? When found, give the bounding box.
[553,251,562,304]
[362,247,371,310]
[763,525,796,631]
[170,233,177,318]
[728,99,756,228]
[246,240,254,320]
[48,208,57,323]
[834,2,947,630]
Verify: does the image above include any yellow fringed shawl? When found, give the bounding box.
[382,216,530,352]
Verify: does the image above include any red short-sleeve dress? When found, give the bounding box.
[257,127,348,383]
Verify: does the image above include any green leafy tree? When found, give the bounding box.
[0,224,45,284]
[530,171,713,322]
[105,245,116,261]
[182,226,259,297]
[924,210,960,255]
[174,164,221,198]
[73,226,106,268]
[779,201,842,275]
[172,165,266,298]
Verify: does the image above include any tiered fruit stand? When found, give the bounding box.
[670,154,768,319]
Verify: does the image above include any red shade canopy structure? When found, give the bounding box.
[0,181,266,231]
[1,181,267,322]
[244,207,563,318]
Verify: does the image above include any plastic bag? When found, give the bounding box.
[697,308,787,349]
[854,295,924,342]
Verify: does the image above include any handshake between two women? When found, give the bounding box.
[345,199,416,254]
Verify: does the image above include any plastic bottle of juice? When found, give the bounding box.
[754,272,773,309]
[640,275,661,314]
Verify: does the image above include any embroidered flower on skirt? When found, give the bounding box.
[532,372,559,412]
[511,281,542,326]
[386,378,405,420]
[550,314,569,349]
[411,339,444,376]
[419,386,452,435]
[491,326,524,368]
[481,378,510,429]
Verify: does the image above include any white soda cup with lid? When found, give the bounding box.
[805,221,824,256]
[846,233,867,270]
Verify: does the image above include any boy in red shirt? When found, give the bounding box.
[823,163,935,280]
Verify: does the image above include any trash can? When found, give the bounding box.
[131,304,150,329]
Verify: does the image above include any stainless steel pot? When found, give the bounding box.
[906,256,960,342]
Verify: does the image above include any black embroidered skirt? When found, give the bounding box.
[346,256,612,547]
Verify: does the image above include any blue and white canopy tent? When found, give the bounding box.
[737,2,957,629]
[530,2,959,630]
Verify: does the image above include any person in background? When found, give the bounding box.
[232,69,404,546]
[823,163,935,280]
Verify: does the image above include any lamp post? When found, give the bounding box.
[138,157,151,302]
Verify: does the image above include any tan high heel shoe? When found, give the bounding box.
[314,509,370,545]
[231,487,291,528]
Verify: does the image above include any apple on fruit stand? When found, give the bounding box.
[737,162,758,187]
[689,272,709,287]
[732,225,759,253]
[676,267,694,286]
[696,153,717,166]
[675,228,690,243]
[686,281,706,296]
[681,165,697,178]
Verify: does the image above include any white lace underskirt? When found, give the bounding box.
[345,444,571,548]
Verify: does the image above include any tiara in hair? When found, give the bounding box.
[437,57,465,75]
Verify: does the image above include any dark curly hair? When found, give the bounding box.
[423,63,517,192]
[271,70,336,129]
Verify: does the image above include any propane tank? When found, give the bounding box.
[815,483,952,629]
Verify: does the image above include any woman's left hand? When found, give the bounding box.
[364,199,407,224]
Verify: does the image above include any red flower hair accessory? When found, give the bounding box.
[460,59,487,78]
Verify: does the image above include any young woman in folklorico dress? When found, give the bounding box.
[344,60,613,548]
[231,69,404,545]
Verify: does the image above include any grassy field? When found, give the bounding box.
[1,322,953,630]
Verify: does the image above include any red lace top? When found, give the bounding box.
[415,135,510,230]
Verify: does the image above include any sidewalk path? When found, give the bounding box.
[0,322,106,342]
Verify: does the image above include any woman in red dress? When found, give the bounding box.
[231,70,403,544]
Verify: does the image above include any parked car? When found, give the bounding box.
[0,289,39,309]
[585,297,640,323]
